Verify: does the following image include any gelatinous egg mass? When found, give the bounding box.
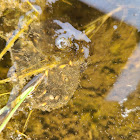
[8,19,90,111]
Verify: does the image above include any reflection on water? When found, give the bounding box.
[80,0,140,30]
[107,43,140,101]
[0,0,140,139]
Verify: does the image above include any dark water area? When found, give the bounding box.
[0,0,140,139]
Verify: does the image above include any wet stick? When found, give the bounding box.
[0,0,39,60]
[22,110,34,133]
[0,60,81,84]
[0,78,11,84]
[0,18,34,60]
[7,127,30,139]
[61,0,72,5]
[0,61,60,84]
[26,0,40,14]
[84,6,123,38]
[0,92,10,96]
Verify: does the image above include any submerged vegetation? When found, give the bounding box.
[0,0,139,139]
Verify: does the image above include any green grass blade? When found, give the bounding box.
[0,86,34,133]
[0,73,45,133]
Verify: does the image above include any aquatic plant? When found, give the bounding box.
[0,0,123,137]
[84,6,122,39]
[0,0,41,133]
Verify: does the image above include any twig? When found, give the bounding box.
[22,110,33,133]
[0,92,10,96]
[0,18,34,60]
[84,6,123,38]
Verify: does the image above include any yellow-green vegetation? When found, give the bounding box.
[0,86,35,133]
[0,0,140,140]
[84,6,122,39]
[0,0,41,134]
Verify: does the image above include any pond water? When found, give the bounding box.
[0,0,140,139]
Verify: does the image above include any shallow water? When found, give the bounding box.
[0,0,140,139]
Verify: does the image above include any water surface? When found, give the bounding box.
[0,0,139,139]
